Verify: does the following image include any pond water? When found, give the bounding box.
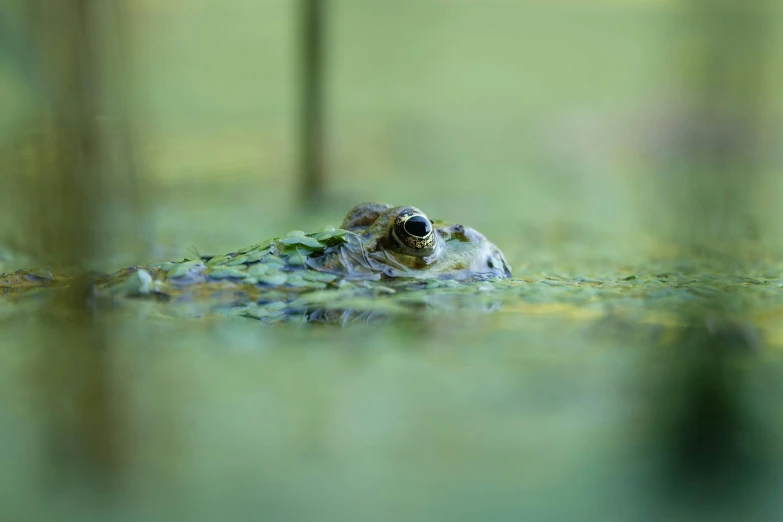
[2,184,783,521]
[2,263,783,521]
[2,1,783,520]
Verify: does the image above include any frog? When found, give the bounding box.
[1,203,512,323]
[312,202,511,280]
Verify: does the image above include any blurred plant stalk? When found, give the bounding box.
[298,0,327,207]
[649,1,776,518]
[2,0,146,270]
[3,0,145,491]
[673,0,772,250]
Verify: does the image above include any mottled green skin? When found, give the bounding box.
[321,203,511,280]
[0,203,512,323]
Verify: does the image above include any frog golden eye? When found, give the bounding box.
[391,209,437,257]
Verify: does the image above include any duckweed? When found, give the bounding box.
[280,235,324,249]
[315,227,349,243]
[258,272,288,286]
[27,268,54,281]
[208,267,248,279]
[246,248,272,262]
[236,239,274,255]
[226,255,249,266]
[206,254,231,267]
[303,271,338,283]
[168,262,204,279]
[247,264,271,277]
[286,275,327,289]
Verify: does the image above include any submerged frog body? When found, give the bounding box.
[1,203,512,322]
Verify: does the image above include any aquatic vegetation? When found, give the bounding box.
[1,203,514,324]
[2,204,783,329]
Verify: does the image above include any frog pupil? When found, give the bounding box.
[404,216,431,238]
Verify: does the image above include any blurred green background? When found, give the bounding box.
[2,0,781,268]
[2,1,783,521]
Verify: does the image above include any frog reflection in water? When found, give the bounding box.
[1,203,512,322]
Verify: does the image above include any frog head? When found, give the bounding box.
[312,202,512,280]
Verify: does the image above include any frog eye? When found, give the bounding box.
[391,209,437,257]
